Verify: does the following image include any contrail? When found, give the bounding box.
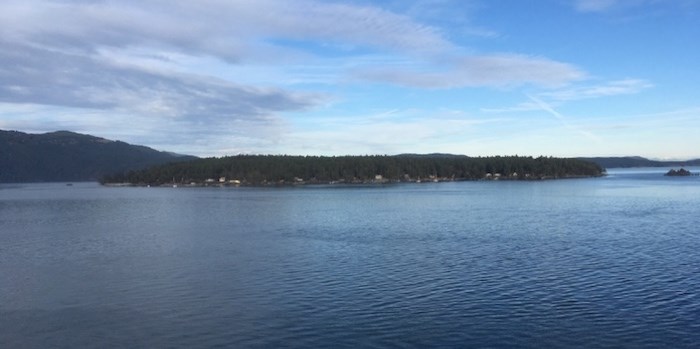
[526,94,601,142]
[526,94,565,120]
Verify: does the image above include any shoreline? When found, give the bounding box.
[102,173,605,188]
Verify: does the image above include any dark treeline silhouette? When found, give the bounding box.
[101,154,604,185]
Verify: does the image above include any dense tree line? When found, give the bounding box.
[101,154,604,185]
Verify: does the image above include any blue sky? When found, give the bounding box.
[1,0,698,159]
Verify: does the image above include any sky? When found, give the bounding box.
[1,0,699,159]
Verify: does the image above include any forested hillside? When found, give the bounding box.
[102,154,604,186]
[0,130,196,182]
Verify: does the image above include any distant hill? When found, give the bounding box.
[579,156,700,169]
[0,130,197,182]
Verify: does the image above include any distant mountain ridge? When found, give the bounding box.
[578,156,700,169]
[0,130,196,182]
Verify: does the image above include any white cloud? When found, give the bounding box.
[0,0,584,87]
[572,0,693,13]
[539,79,653,101]
[0,40,322,117]
[0,0,457,129]
[457,55,586,87]
[0,38,324,156]
[0,0,608,156]
[0,0,454,61]
[356,54,586,88]
[0,0,589,114]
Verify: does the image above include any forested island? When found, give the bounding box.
[101,154,604,186]
[665,168,695,176]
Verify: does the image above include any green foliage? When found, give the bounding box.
[102,154,604,185]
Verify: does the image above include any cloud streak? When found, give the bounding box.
[0,1,588,120]
[356,54,586,88]
[0,40,320,121]
[0,0,454,61]
[0,38,322,155]
[538,79,653,101]
[481,78,653,114]
[572,0,694,13]
[0,0,460,118]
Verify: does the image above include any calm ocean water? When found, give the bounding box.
[1,168,699,348]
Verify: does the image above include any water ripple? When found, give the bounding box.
[2,181,700,347]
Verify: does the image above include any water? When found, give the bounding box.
[2,168,699,348]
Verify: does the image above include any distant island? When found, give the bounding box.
[0,130,196,182]
[665,168,695,176]
[101,154,604,186]
[578,156,700,169]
